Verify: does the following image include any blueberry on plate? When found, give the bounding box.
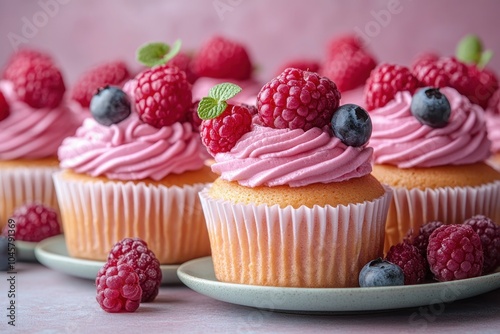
[410,87,451,128]
[359,258,405,287]
[331,104,372,147]
[90,86,131,126]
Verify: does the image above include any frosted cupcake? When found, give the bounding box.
[364,64,500,251]
[53,42,216,264]
[486,89,500,169]
[197,69,392,288]
[0,49,79,230]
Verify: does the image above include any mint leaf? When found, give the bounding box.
[456,34,483,65]
[209,83,242,101]
[197,97,227,120]
[137,40,183,67]
[478,50,493,69]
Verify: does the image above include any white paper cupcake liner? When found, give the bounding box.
[384,181,500,251]
[52,171,211,264]
[0,166,60,229]
[199,186,393,288]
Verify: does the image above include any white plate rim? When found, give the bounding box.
[34,235,181,284]
[15,240,38,262]
[177,256,500,313]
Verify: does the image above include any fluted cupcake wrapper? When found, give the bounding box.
[0,166,60,230]
[52,171,211,264]
[199,186,393,288]
[384,181,500,251]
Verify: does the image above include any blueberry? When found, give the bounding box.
[90,86,131,126]
[359,258,405,287]
[331,104,372,147]
[410,87,451,128]
[0,236,9,271]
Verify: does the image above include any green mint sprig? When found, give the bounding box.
[197,83,242,120]
[136,39,182,67]
[456,34,493,69]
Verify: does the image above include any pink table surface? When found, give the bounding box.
[1,261,499,333]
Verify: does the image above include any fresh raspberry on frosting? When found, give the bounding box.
[467,65,499,109]
[463,215,500,274]
[410,52,439,73]
[2,203,61,242]
[326,34,364,59]
[183,100,202,132]
[257,67,341,130]
[108,238,162,303]
[95,261,142,313]
[0,91,9,122]
[167,52,198,84]
[2,48,52,80]
[274,59,321,77]
[427,224,483,281]
[192,35,252,80]
[71,60,131,108]
[134,64,192,128]
[385,241,427,285]
[322,47,376,92]
[6,56,65,109]
[364,63,421,111]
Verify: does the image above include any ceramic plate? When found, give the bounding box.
[177,257,500,314]
[34,235,181,284]
[16,240,38,262]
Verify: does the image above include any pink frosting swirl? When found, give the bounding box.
[0,80,79,160]
[58,112,207,181]
[486,112,500,153]
[369,87,491,168]
[212,125,373,187]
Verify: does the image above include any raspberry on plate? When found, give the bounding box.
[257,67,341,130]
[6,56,65,109]
[1,203,61,242]
[406,220,444,257]
[364,63,421,111]
[463,215,500,274]
[71,60,130,108]
[198,83,253,156]
[192,35,252,80]
[427,224,483,281]
[134,64,192,128]
[108,238,162,303]
[0,90,9,122]
[96,261,142,313]
[385,241,427,285]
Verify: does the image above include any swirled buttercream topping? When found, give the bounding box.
[211,125,373,187]
[486,112,500,153]
[369,87,491,168]
[58,112,207,181]
[0,80,79,160]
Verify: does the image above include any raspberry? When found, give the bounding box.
[488,88,500,114]
[257,68,341,130]
[427,224,483,281]
[326,34,364,60]
[95,261,142,313]
[2,48,52,80]
[71,60,130,108]
[201,104,252,156]
[192,35,252,80]
[407,221,444,257]
[134,64,192,128]
[108,238,162,302]
[467,66,499,109]
[2,203,61,242]
[365,63,421,111]
[321,48,376,92]
[275,59,321,76]
[167,52,198,84]
[182,100,202,132]
[410,52,439,73]
[385,241,427,285]
[463,215,500,274]
[0,90,9,122]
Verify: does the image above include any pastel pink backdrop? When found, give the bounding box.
[0,0,499,85]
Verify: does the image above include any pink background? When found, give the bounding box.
[0,0,499,85]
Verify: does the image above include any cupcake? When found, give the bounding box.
[197,69,392,288]
[53,42,216,264]
[191,35,261,106]
[485,89,500,169]
[364,63,500,251]
[0,49,79,230]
